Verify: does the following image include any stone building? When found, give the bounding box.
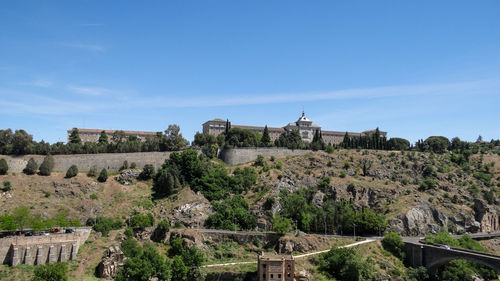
[67,128,158,143]
[258,253,295,281]
[203,112,387,145]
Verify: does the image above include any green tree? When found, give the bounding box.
[139,164,155,180]
[23,158,38,175]
[13,206,31,231]
[87,166,98,177]
[423,136,450,153]
[39,154,55,176]
[32,262,68,281]
[98,131,109,144]
[151,219,170,242]
[68,128,82,144]
[54,209,69,227]
[97,168,108,182]
[121,238,143,258]
[11,129,33,155]
[0,214,17,231]
[275,130,303,149]
[160,124,189,151]
[0,158,8,175]
[260,125,271,147]
[65,165,78,178]
[382,231,405,259]
[272,215,292,234]
[2,181,12,192]
[171,256,188,281]
[406,266,429,281]
[318,247,374,281]
[129,213,154,230]
[387,137,410,151]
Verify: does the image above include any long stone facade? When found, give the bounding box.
[203,112,387,145]
[67,128,158,143]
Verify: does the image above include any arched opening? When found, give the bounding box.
[428,258,499,281]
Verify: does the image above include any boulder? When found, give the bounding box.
[96,245,126,280]
[116,169,141,185]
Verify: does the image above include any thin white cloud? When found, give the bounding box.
[61,43,105,52]
[67,85,113,96]
[136,78,500,108]
[30,79,53,88]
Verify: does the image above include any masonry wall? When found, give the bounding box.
[219,148,312,165]
[0,228,91,266]
[0,152,174,173]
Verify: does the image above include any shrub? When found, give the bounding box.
[87,216,123,236]
[151,219,170,242]
[130,162,137,169]
[120,160,128,171]
[139,164,155,180]
[339,171,346,178]
[129,213,154,230]
[275,161,283,170]
[89,194,98,200]
[87,166,98,177]
[272,215,292,234]
[23,158,38,175]
[419,178,437,191]
[254,155,265,167]
[32,262,68,281]
[39,155,55,176]
[65,165,78,178]
[124,227,134,239]
[43,191,51,198]
[97,168,108,182]
[326,144,334,153]
[0,159,8,175]
[318,247,374,281]
[382,231,405,259]
[2,181,11,192]
[121,238,143,258]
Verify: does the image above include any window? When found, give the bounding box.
[263,274,266,278]
[271,274,273,278]
[278,274,281,278]
[288,273,291,277]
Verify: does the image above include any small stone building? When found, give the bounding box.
[258,253,295,281]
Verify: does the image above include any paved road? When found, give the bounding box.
[201,239,376,268]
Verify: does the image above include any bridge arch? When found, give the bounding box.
[427,255,500,277]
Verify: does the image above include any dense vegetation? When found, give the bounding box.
[0,206,80,232]
[0,125,188,155]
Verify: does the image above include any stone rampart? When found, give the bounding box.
[219,148,312,165]
[0,228,91,266]
[0,152,173,173]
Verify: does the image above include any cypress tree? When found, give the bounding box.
[23,158,38,175]
[39,155,54,176]
[224,119,231,140]
[261,125,271,147]
[98,168,108,182]
[69,128,82,144]
[0,158,8,175]
[98,131,109,144]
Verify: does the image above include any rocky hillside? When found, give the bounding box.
[231,149,500,236]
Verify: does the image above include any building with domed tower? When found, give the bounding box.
[202,111,387,145]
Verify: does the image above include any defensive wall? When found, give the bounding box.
[0,228,91,266]
[0,152,173,173]
[0,148,313,172]
[219,147,312,165]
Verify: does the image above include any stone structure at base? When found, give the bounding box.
[258,253,295,281]
[97,245,126,280]
[203,111,387,145]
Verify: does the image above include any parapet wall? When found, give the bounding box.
[219,147,312,165]
[0,152,173,173]
[0,228,91,266]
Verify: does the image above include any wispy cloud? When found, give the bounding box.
[136,78,500,108]
[60,43,105,52]
[67,85,113,96]
[30,79,53,88]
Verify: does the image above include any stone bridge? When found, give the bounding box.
[404,238,500,277]
[0,227,91,266]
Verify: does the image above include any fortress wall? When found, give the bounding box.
[0,152,173,173]
[0,228,91,266]
[219,147,312,165]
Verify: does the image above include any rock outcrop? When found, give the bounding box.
[474,199,500,232]
[96,245,126,280]
[116,169,141,185]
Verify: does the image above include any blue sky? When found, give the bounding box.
[1,1,499,143]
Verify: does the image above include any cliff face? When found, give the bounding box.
[249,150,500,236]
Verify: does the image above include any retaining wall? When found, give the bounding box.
[0,152,173,173]
[219,147,312,165]
[0,228,91,266]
